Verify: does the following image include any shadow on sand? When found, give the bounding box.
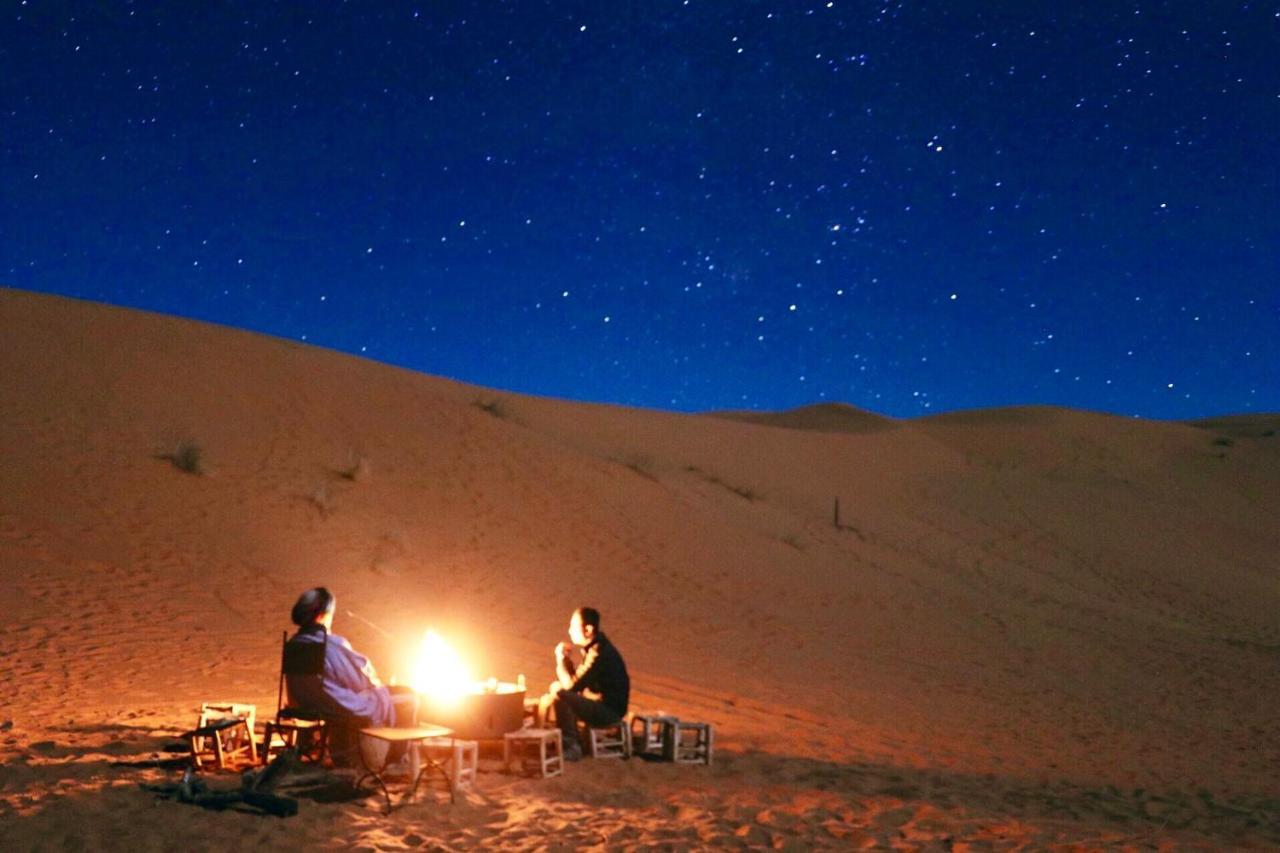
[2,729,1277,849]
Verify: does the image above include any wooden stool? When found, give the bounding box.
[503,728,563,778]
[185,702,258,770]
[420,737,479,794]
[262,716,328,764]
[630,713,678,756]
[586,719,630,759]
[665,720,713,765]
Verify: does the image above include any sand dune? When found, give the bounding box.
[2,286,1278,849]
[1184,413,1280,440]
[709,402,900,435]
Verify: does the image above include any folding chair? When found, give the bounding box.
[261,629,345,764]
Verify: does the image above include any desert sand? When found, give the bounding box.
[1,286,1277,850]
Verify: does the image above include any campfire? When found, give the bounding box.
[407,630,526,739]
[409,630,475,704]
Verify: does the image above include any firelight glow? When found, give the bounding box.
[409,630,474,704]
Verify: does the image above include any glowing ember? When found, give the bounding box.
[409,630,474,704]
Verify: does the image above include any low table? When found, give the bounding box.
[356,725,455,813]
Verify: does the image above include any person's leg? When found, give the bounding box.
[537,682,559,728]
[330,716,370,768]
[553,691,621,759]
[562,694,622,729]
[553,691,582,752]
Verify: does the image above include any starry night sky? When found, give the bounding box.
[3,2,1277,418]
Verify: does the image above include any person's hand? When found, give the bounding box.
[555,641,569,659]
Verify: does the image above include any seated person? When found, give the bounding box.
[542,606,630,761]
[285,587,415,729]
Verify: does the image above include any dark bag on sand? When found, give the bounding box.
[146,753,301,818]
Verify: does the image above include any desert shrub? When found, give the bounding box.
[170,442,204,475]
[341,453,371,482]
[473,397,509,420]
[1212,436,1234,447]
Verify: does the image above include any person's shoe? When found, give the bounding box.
[562,742,584,763]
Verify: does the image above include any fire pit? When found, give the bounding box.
[408,630,528,740]
[417,682,526,740]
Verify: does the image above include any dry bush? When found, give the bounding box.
[341,452,372,482]
[473,397,509,419]
[167,441,204,475]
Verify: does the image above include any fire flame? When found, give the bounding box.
[409,630,474,704]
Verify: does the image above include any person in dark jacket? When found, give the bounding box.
[543,606,630,761]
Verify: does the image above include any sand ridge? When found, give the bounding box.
[1,287,1278,848]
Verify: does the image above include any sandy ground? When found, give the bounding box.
[1,287,1278,850]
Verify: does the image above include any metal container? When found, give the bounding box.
[418,682,526,740]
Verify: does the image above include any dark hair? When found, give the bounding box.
[291,587,335,626]
[576,606,601,631]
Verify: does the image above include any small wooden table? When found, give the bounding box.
[356,725,455,813]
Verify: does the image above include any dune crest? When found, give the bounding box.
[709,402,899,435]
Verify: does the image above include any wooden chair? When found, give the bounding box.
[185,702,258,770]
